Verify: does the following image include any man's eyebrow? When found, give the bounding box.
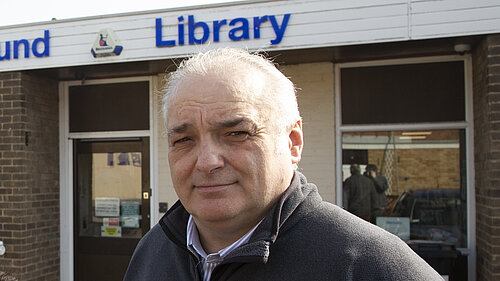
[166,118,258,138]
[167,123,190,138]
[216,117,256,129]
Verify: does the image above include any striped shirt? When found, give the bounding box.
[186,215,260,281]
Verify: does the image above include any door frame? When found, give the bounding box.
[59,76,159,281]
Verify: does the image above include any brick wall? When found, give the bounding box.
[368,147,460,195]
[473,34,500,281]
[0,72,59,280]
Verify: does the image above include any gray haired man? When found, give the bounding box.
[124,48,442,281]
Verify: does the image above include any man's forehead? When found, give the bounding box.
[166,84,264,119]
[165,70,272,130]
[169,84,254,110]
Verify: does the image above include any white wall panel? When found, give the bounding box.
[411,0,500,13]
[411,0,500,38]
[280,62,336,203]
[0,0,499,72]
[412,18,500,39]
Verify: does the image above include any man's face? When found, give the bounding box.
[166,70,297,230]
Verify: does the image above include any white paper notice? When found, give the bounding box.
[95,198,120,217]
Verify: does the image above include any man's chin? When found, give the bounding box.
[192,204,241,224]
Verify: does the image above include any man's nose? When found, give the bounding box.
[195,137,224,174]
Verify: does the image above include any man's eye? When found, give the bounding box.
[229,131,247,136]
[227,131,249,140]
[173,137,191,145]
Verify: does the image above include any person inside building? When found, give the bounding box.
[124,48,442,280]
[343,164,376,221]
[365,163,389,223]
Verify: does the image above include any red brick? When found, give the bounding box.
[475,34,500,281]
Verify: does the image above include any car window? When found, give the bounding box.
[403,190,464,244]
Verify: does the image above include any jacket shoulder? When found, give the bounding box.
[271,201,443,280]
[123,224,196,281]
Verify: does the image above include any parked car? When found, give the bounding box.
[390,188,465,246]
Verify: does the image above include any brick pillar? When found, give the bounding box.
[473,34,500,281]
[0,72,59,280]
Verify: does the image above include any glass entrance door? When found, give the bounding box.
[74,138,150,281]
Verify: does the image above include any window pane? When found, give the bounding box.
[340,61,465,124]
[69,81,149,132]
[77,152,143,239]
[341,129,467,247]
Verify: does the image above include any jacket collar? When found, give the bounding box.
[159,171,318,263]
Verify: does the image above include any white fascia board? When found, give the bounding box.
[0,0,499,72]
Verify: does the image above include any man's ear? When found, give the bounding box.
[289,119,304,165]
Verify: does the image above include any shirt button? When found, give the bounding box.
[206,254,222,264]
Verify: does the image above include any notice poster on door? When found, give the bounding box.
[101,226,122,237]
[121,201,140,228]
[103,217,120,226]
[95,198,120,217]
[121,216,140,228]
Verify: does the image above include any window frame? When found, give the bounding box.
[334,55,475,279]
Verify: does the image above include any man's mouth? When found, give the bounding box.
[194,182,236,192]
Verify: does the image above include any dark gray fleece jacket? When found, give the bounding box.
[124,171,443,281]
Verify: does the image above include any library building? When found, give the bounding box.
[0,0,499,280]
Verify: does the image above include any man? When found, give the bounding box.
[124,48,442,280]
[343,164,376,221]
[365,164,389,223]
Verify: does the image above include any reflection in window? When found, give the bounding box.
[342,130,466,247]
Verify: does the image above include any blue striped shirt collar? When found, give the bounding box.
[186,215,261,281]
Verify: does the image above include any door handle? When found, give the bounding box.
[143,191,149,200]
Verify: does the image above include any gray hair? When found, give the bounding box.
[162,48,301,133]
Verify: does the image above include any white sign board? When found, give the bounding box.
[0,0,499,72]
[95,198,120,217]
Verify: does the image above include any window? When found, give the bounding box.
[337,58,471,250]
[341,129,467,247]
[69,81,149,132]
[340,61,465,125]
